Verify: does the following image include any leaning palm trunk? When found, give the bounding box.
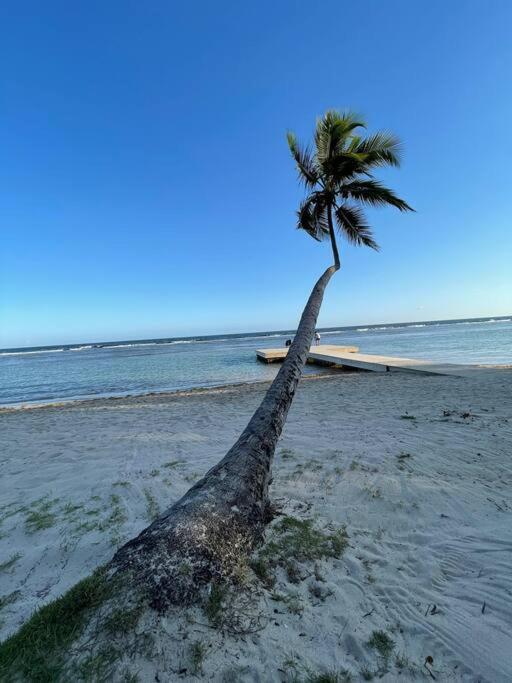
[109,262,338,609]
[92,109,413,611]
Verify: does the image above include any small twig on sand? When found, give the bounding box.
[424,657,436,680]
[424,665,436,680]
[362,607,374,618]
[424,603,431,616]
[481,601,486,614]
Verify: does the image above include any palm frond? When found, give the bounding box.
[351,132,403,168]
[334,203,379,250]
[286,131,318,188]
[315,110,366,163]
[297,192,330,241]
[340,179,414,212]
[322,155,368,184]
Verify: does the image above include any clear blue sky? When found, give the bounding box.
[1,0,511,348]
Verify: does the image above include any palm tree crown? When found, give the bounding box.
[287,110,413,266]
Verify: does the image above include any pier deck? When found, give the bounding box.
[256,345,478,377]
[256,345,359,363]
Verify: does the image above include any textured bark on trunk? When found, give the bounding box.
[109,262,339,610]
[327,204,340,270]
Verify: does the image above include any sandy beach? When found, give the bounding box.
[1,369,511,681]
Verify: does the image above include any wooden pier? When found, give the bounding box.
[256,344,474,377]
[256,345,359,363]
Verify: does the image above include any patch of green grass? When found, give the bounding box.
[0,567,111,682]
[252,516,348,586]
[294,459,323,474]
[279,448,296,460]
[360,666,375,680]
[394,652,416,674]
[142,488,160,522]
[76,644,119,682]
[0,552,21,573]
[85,508,101,516]
[189,640,207,675]
[281,656,302,681]
[270,591,303,614]
[204,584,227,627]
[249,556,275,587]
[184,472,201,483]
[367,630,395,659]
[24,498,60,533]
[99,494,128,533]
[104,604,142,636]
[400,414,416,420]
[306,672,351,683]
[62,502,83,517]
[106,505,127,526]
[162,460,181,469]
[277,516,348,560]
[304,459,323,472]
[149,469,160,477]
[74,520,101,535]
[113,481,131,487]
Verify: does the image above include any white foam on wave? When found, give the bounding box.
[456,318,511,326]
[106,340,197,350]
[0,348,64,357]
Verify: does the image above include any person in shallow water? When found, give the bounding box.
[315,332,321,345]
[285,339,292,347]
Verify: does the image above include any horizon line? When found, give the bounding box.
[1,313,511,354]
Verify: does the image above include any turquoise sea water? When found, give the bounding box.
[0,316,510,406]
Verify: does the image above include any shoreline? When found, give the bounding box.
[1,361,510,413]
[0,369,342,413]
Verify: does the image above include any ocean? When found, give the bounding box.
[1,316,510,407]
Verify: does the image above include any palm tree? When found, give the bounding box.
[287,109,413,269]
[0,113,413,677]
[108,110,413,610]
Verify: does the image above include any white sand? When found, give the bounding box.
[1,370,511,681]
